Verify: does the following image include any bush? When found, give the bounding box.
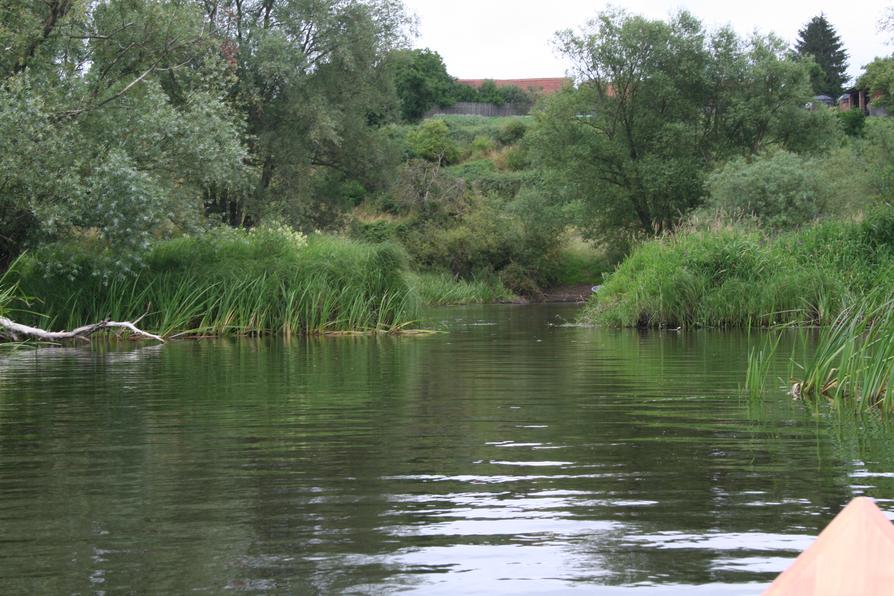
[392,159,467,218]
[471,135,496,155]
[405,119,459,164]
[706,151,829,229]
[838,109,866,138]
[401,190,566,294]
[496,120,528,145]
[861,118,894,199]
[504,145,531,171]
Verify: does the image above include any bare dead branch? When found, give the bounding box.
[0,316,165,343]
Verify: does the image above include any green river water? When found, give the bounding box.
[2,304,893,594]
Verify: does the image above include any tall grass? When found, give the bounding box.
[744,332,782,400]
[793,294,894,413]
[0,256,32,349]
[12,230,419,338]
[406,272,514,305]
[582,208,894,328]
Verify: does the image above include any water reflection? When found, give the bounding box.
[1,304,893,593]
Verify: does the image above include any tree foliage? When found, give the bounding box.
[859,57,894,109]
[0,0,412,269]
[795,14,849,97]
[707,151,830,229]
[202,0,411,229]
[0,0,247,269]
[528,9,831,238]
[389,48,456,122]
[452,80,533,106]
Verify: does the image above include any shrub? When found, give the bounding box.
[838,109,866,137]
[706,151,828,229]
[392,159,467,218]
[401,190,566,294]
[471,135,496,155]
[496,119,528,145]
[504,145,531,171]
[405,119,459,165]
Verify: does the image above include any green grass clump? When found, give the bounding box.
[581,208,894,328]
[793,294,894,413]
[13,229,419,338]
[743,333,782,400]
[406,272,514,305]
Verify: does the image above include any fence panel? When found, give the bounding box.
[423,102,530,118]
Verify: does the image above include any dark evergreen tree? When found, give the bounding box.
[795,14,849,97]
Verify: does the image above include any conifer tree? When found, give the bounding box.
[795,14,849,97]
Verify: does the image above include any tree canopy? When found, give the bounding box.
[389,49,456,122]
[795,14,849,97]
[528,9,836,238]
[0,0,413,268]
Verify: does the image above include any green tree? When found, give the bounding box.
[528,9,825,238]
[859,57,894,109]
[0,0,247,268]
[795,14,849,97]
[405,119,459,165]
[199,0,412,229]
[389,49,456,122]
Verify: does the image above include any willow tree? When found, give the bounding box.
[0,0,247,269]
[199,0,412,229]
[528,9,832,238]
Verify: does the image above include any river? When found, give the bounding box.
[2,304,893,594]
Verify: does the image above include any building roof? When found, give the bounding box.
[764,497,894,595]
[456,78,569,95]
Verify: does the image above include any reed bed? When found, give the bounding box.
[742,293,894,413]
[793,295,894,413]
[744,332,782,400]
[12,230,420,338]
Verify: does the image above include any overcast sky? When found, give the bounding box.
[402,0,892,83]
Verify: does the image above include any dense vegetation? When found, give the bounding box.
[580,207,894,328]
[11,227,417,336]
[551,11,894,337]
[4,3,894,339]
[389,49,534,121]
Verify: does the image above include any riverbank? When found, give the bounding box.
[7,229,419,339]
[580,207,894,328]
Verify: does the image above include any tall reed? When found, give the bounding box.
[11,230,420,338]
[794,294,894,413]
[744,332,782,400]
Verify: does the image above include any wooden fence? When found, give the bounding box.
[423,102,530,118]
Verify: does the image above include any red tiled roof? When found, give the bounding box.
[456,78,569,95]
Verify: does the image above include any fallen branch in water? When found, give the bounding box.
[0,316,165,343]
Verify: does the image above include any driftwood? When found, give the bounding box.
[0,316,164,343]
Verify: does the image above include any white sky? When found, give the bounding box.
[402,0,892,83]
